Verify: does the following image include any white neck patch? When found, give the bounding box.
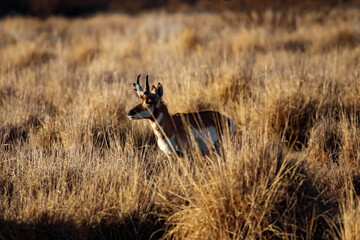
[151,112,163,129]
[156,112,163,124]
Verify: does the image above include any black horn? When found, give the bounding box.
[136,74,141,85]
[145,75,150,92]
[133,74,144,95]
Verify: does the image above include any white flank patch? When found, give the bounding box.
[229,118,235,135]
[190,126,218,152]
[208,126,218,142]
[191,127,218,142]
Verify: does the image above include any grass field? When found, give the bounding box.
[1,4,360,239]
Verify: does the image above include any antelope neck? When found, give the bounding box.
[149,101,174,138]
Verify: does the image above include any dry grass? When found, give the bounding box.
[1,5,360,239]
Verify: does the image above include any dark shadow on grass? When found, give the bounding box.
[0,214,164,240]
[0,115,42,151]
[274,160,340,239]
[255,155,340,239]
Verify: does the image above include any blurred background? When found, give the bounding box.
[1,0,359,17]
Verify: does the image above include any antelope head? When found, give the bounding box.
[127,74,163,120]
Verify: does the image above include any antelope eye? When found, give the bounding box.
[146,99,153,105]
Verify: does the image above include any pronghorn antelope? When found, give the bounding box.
[127,75,235,156]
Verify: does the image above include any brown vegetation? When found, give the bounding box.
[2,0,360,17]
[1,4,360,239]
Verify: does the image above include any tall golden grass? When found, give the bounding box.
[1,5,360,239]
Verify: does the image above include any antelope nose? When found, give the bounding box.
[128,109,136,116]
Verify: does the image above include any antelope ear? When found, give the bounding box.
[156,83,163,98]
[151,85,157,93]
